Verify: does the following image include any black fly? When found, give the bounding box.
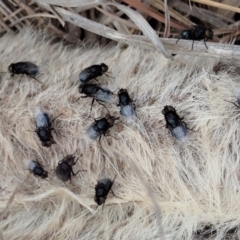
[94,176,120,209]
[27,160,48,179]
[162,105,188,140]
[176,25,213,50]
[117,88,136,118]
[78,84,114,112]
[55,153,85,183]
[79,63,108,84]
[87,114,119,141]
[35,107,59,147]
[8,62,42,83]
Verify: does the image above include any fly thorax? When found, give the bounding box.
[60,162,70,171]
[34,167,43,176]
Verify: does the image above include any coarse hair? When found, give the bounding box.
[0,29,240,240]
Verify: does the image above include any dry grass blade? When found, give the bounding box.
[163,39,240,60]
[148,0,193,27]
[53,5,173,59]
[0,18,13,32]
[35,0,101,8]
[38,6,240,61]
[54,7,149,46]
[48,5,65,27]
[164,0,170,38]
[190,0,240,14]
[123,0,185,30]
[8,13,59,28]
[217,0,240,18]
[171,1,233,28]
[105,1,173,59]
[95,6,138,30]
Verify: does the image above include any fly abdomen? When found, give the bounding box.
[94,88,114,103]
[120,104,136,117]
[86,125,101,140]
[170,124,188,140]
[35,107,50,128]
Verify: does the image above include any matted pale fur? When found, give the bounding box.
[0,29,240,240]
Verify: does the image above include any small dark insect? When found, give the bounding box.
[117,88,136,117]
[28,160,48,179]
[55,153,85,183]
[35,107,58,147]
[176,25,213,50]
[78,84,114,112]
[162,105,188,140]
[79,63,108,84]
[8,61,42,83]
[87,114,119,141]
[94,176,120,209]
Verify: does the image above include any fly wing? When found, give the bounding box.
[55,166,69,182]
[120,104,136,117]
[171,123,188,140]
[25,62,39,76]
[86,125,101,140]
[94,88,114,103]
[98,178,112,192]
[23,159,35,171]
[35,107,49,128]
[88,65,100,73]
[79,68,93,83]
[192,25,205,39]
[79,65,100,83]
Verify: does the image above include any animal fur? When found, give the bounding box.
[0,29,240,240]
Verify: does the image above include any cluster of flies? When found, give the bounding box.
[3,24,215,209]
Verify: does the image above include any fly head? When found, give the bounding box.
[100,63,108,73]
[118,89,132,106]
[94,196,106,205]
[205,29,213,39]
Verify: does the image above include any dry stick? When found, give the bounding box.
[164,0,170,38]
[52,7,240,61]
